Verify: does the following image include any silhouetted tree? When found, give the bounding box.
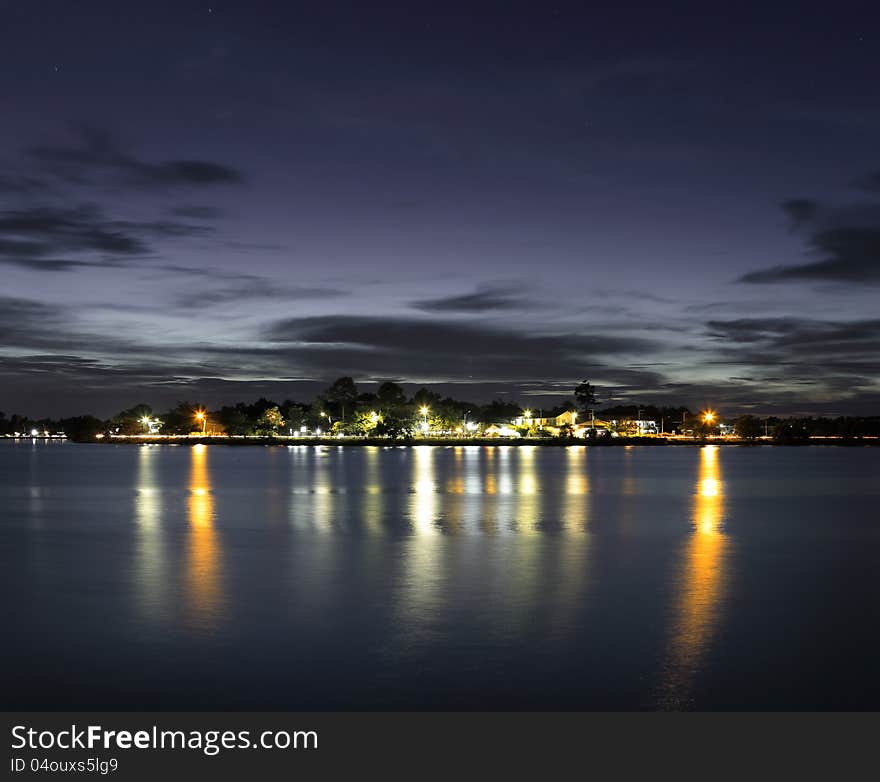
[280,400,307,432]
[735,414,762,440]
[59,416,105,442]
[411,387,442,409]
[110,403,153,435]
[376,381,406,411]
[574,380,597,415]
[323,377,358,421]
[161,401,202,434]
[772,421,809,444]
[217,404,252,436]
[479,399,522,423]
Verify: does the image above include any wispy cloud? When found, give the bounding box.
[739,178,880,285]
[28,127,243,190]
[410,283,532,313]
[0,205,209,271]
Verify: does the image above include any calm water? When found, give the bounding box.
[2,441,879,710]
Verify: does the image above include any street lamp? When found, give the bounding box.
[195,410,206,434]
[141,416,151,433]
[419,406,429,433]
[703,411,715,424]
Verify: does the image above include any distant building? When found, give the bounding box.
[633,419,658,435]
[513,410,579,432]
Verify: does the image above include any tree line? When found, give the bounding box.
[2,378,879,442]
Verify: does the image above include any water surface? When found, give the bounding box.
[2,441,878,709]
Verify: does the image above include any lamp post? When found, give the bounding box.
[702,410,715,439]
[195,410,206,434]
[419,406,429,434]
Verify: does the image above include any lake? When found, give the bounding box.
[2,441,878,710]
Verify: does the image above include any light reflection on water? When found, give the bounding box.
[563,446,589,535]
[134,445,164,622]
[362,446,383,535]
[660,445,728,708]
[5,441,880,710]
[186,443,222,628]
[515,446,539,537]
[399,447,444,633]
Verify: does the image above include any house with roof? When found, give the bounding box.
[512,410,579,433]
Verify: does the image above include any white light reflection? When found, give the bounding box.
[134,445,165,622]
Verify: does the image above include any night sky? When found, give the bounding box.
[2,1,879,417]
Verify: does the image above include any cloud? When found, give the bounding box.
[781,198,818,228]
[0,297,67,346]
[2,302,877,417]
[175,281,345,309]
[265,315,653,355]
[0,205,209,271]
[854,171,880,192]
[410,284,530,313]
[0,205,144,270]
[706,316,880,351]
[256,314,658,383]
[740,180,880,285]
[707,318,880,362]
[167,205,226,220]
[0,131,242,273]
[0,295,150,355]
[704,317,880,400]
[0,172,53,196]
[739,226,880,283]
[27,128,243,189]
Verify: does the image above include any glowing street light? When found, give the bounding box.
[703,410,715,424]
[195,410,206,434]
[141,416,151,433]
[370,411,380,424]
[419,406,429,433]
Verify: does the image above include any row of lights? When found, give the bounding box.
[137,406,721,436]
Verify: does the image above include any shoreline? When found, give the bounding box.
[27,435,879,447]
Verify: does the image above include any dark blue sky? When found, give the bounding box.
[1,1,879,416]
